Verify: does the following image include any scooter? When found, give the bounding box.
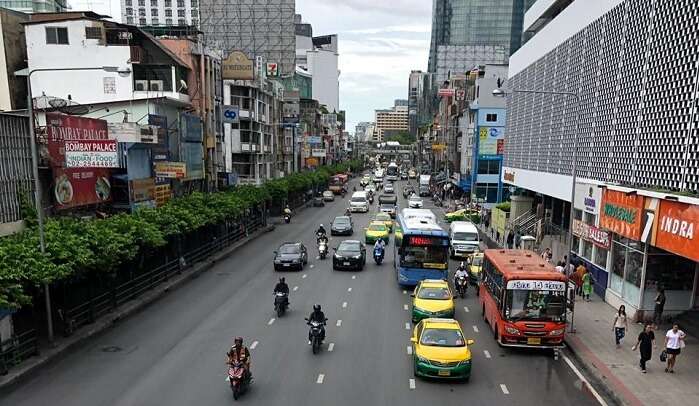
[368,194,374,205]
[227,361,251,400]
[283,213,291,224]
[274,291,289,317]
[455,275,468,298]
[306,318,327,354]
[373,245,384,265]
[318,240,328,259]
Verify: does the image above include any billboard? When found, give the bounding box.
[478,127,505,157]
[600,189,645,240]
[654,200,699,262]
[154,162,186,179]
[65,140,119,168]
[46,113,108,167]
[222,50,254,80]
[311,148,327,157]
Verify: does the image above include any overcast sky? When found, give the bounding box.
[69,0,432,132]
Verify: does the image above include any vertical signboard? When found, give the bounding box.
[599,189,645,240]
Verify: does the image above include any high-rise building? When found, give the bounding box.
[354,122,373,143]
[374,102,409,142]
[408,71,434,137]
[428,0,535,83]
[0,0,68,13]
[200,0,295,76]
[121,0,200,27]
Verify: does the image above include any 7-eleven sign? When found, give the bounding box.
[266,62,278,77]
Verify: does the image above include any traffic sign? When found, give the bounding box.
[222,105,239,123]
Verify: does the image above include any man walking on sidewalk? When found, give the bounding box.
[632,324,656,373]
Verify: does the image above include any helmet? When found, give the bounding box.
[460,262,465,267]
[279,277,286,283]
[313,304,321,311]
[320,224,324,228]
[234,336,243,345]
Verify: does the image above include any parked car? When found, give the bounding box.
[273,242,308,271]
[323,190,335,202]
[333,240,366,271]
[331,216,354,236]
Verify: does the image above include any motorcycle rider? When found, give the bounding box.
[373,238,386,255]
[307,304,327,345]
[316,224,327,241]
[454,262,469,291]
[227,337,251,379]
[273,277,289,309]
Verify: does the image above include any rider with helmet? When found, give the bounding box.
[227,337,251,379]
[307,304,326,345]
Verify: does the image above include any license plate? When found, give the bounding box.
[283,264,290,267]
[343,262,350,266]
[438,370,450,376]
[527,337,541,345]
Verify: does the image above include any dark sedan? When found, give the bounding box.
[331,216,354,236]
[273,242,308,271]
[333,240,366,271]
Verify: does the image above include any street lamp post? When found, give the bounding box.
[493,87,580,333]
[17,66,131,344]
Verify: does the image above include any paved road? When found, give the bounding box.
[0,177,603,406]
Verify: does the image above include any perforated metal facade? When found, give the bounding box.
[505,0,699,193]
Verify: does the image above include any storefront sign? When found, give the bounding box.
[46,113,109,167]
[574,184,601,214]
[438,88,455,97]
[107,122,159,144]
[53,168,111,209]
[654,200,699,262]
[572,219,611,249]
[311,148,326,157]
[478,127,505,156]
[600,189,644,240]
[222,50,254,80]
[154,183,171,207]
[65,140,119,168]
[154,162,186,179]
[130,178,156,202]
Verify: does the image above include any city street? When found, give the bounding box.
[0,178,602,406]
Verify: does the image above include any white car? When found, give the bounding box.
[323,190,335,202]
[408,196,423,208]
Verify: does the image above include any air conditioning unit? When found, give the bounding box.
[149,80,164,91]
[134,80,148,91]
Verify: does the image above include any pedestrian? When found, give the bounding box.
[555,261,565,274]
[582,269,593,302]
[514,229,522,249]
[575,262,587,296]
[653,288,666,327]
[632,324,656,373]
[506,230,514,249]
[664,323,686,373]
[541,247,552,262]
[613,305,629,348]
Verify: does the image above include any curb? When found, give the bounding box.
[0,224,274,392]
[564,334,643,406]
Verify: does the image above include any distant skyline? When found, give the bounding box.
[68,0,431,131]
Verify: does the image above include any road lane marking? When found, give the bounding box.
[405,322,411,330]
[407,346,412,355]
[328,343,335,352]
[403,290,407,295]
[268,318,275,325]
[342,302,348,308]
[250,341,259,350]
[473,325,479,333]
[403,304,409,311]
[316,256,320,260]
[336,320,342,327]
[317,374,325,384]
[293,286,299,291]
[347,287,352,292]
[352,275,356,279]
[310,264,314,269]
[484,350,491,358]
[409,379,416,390]
[464,306,470,313]
[562,353,609,406]
[302,274,307,279]
[500,384,509,394]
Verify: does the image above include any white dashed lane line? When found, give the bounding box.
[293,286,299,291]
[336,320,342,327]
[310,264,314,269]
[464,306,470,313]
[405,322,411,330]
[302,274,307,279]
[403,290,407,295]
[500,384,509,395]
[403,304,409,311]
[317,374,325,384]
[267,318,275,325]
[484,350,491,358]
[347,287,352,292]
[328,343,335,352]
[409,379,416,390]
[342,302,348,308]
[250,341,258,350]
[472,325,479,333]
[352,275,356,279]
[406,346,412,355]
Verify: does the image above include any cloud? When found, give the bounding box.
[344,24,431,35]
[316,0,431,17]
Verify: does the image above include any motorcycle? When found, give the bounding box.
[368,194,374,205]
[455,275,468,298]
[373,246,384,265]
[318,239,328,259]
[283,213,291,224]
[306,318,327,354]
[274,291,289,317]
[227,360,251,400]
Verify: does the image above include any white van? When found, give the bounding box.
[449,221,480,258]
[349,191,369,213]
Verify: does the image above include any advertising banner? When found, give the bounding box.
[311,148,327,157]
[654,200,699,262]
[53,168,112,209]
[46,113,108,167]
[154,162,186,179]
[574,183,601,214]
[572,219,611,249]
[65,140,119,168]
[148,114,169,162]
[129,178,156,202]
[154,183,172,207]
[107,122,159,144]
[307,136,322,144]
[478,127,505,157]
[222,50,254,80]
[600,189,645,240]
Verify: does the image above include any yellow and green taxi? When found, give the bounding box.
[365,221,390,244]
[411,318,474,381]
[373,212,394,233]
[467,252,484,285]
[444,208,478,223]
[411,279,455,322]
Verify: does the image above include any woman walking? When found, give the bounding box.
[632,324,655,373]
[613,305,628,348]
[582,269,593,302]
[664,323,687,373]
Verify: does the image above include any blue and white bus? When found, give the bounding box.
[394,212,449,286]
[386,162,399,181]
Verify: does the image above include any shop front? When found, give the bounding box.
[600,189,699,321]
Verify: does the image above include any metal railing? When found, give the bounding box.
[0,330,39,375]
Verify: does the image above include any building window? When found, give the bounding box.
[164,0,171,6]
[177,0,184,6]
[152,17,159,25]
[477,159,500,175]
[151,8,158,16]
[127,17,134,24]
[165,18,172,25]
[485,113,498,122]
[139,8,146,16]
[191,19,198,27]
[125,0,132,5]
[138,0,145,6]
[150,0,157,5]
[85,26,102,39]
[139,18,147,25]
[177,9,184,17]
[474,183,499,203]
[178,19,186,26]
[191,8,197,17]
[190,0,197,6]
[125,7,133,15]
[165,9,172,17]
[45,27,68,44]
[594,246,608,268]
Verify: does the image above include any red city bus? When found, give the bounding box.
[479,249,567,350]
[328,174,349,194]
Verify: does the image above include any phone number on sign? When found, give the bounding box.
[65,152,119,168]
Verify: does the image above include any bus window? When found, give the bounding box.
[401,245,448,269]
[504,290,565,322]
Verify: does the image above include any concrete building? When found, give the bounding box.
[354,121,373,143]
[0,0,68,13]
[295,19,340,114]
[0,8,28,111]
[503,0,699,319]
[121,0,200,27]
[199,0,295,76]
[374,102,408,142]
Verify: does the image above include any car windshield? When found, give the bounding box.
[279,245,300,254]
[505,289,566,322]
[417,287,450,299]
[380,204,394,210]
[453,232,478,241]
[368,224,387,232]
[351,196,366,203]
[420,328,465,347]
[338,242,361,254]
[400,245,448,268]
[470,256,483,267]
[334,217,350,225]
[410,197,420,201]
[376,214,390,221]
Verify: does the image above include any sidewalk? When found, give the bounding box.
[567,296,699,406]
